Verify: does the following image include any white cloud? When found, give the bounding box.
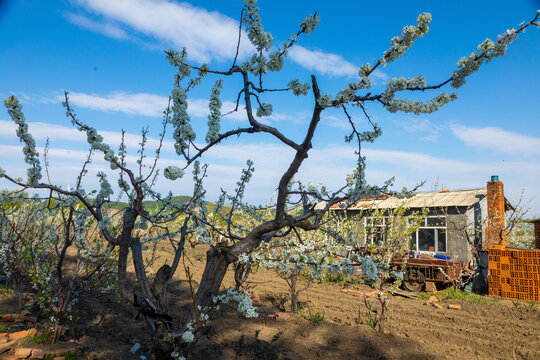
[371,69,388,83]
[288,46,358,78]
[2,117,538,210]
[44,90,309,125]
[322,114,349,130]
[0,119,176,153]
[65,12,129,39]
[51,91,245,121]
[2,139,540,211]
[450,124,540,155]
[71,0,252,63]
[190,98,247,122]
[64,91,168,117]
[0,120,83,142]
[69,1,390,82]
[393,117,441,142]
[288,46,388,81]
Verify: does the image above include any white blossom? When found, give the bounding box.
[181,330,194,343]
[206,80,223,143]
[97,172,113,200]
[171,85,195,155]
[288,79,310,96]
[317,93,333,108]
[4,96,42,185]
[299,14,320,35]
[256,103,273,117]
[213,289,258,318]
[380,13,432,66]
[164,166,184,181]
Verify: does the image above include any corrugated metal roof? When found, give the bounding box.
[330,188,488,210]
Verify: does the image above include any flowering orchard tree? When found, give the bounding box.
[0,190,117,340]
[1,0,539,356]
[2,93,211,346]
[171,4,539,311]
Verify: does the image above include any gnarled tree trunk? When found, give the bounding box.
[194,244,233,309]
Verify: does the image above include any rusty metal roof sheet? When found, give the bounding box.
[330,188,489,210]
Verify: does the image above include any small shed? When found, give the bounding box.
[330,178,514,263]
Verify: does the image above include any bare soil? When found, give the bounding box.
[1,244,539,360]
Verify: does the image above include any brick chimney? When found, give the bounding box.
[533,219,540,249]
[485,175,509,247]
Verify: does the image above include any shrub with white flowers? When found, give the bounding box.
[0,190,116,332]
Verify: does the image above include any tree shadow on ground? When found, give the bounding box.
[2,274,435,360]
[183,302,435,360]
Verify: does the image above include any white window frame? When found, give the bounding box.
[412,216,447,253]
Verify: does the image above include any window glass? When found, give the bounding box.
[418,228,435,251]
[410,233,416,249]
[437,229,447,252]
[373,229,384,244]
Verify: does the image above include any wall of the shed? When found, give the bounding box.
[338,207,475,262]
[446,211,473,262]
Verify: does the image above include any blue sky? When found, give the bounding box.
[1,0,539,215]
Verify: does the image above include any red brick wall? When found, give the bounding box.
[485,180,509,247]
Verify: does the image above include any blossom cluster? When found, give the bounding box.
[171,85,196,155]
[97,172,113,200]
[4,96,42,185]
[380,12,432,66]
[256,103,273,117]
[165,48,191,81]
[238,227,355,283]
[386,75,426,92]
[317,93,333,108]
[213,288,258,318]
[337,80,371,104]
[384,92,457,115]
[243,0,273,53]
[164,166,184,181]
[299,13,320,35]
[206,80,223,143]
[452,28,519,88]
[287,79,310,96]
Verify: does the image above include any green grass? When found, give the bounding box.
[321,272,361,285]
[469,294,486,304]
[42,351,76,360]
[293,301,304,314]
[445,287,466,300]
[322,272,347,284]
[366,310,378,330]
[419,287,488,304]
[304,304,325,325]
[1,284,11,296]
[20,329,49,345]
[0,322,12,333]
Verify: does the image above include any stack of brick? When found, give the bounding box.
[485,177,540,301]
[487,245,540,301]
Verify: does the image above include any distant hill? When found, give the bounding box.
[110,195,223,213]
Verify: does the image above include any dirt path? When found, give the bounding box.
[166,246,540,360]
[1,244,539,359]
